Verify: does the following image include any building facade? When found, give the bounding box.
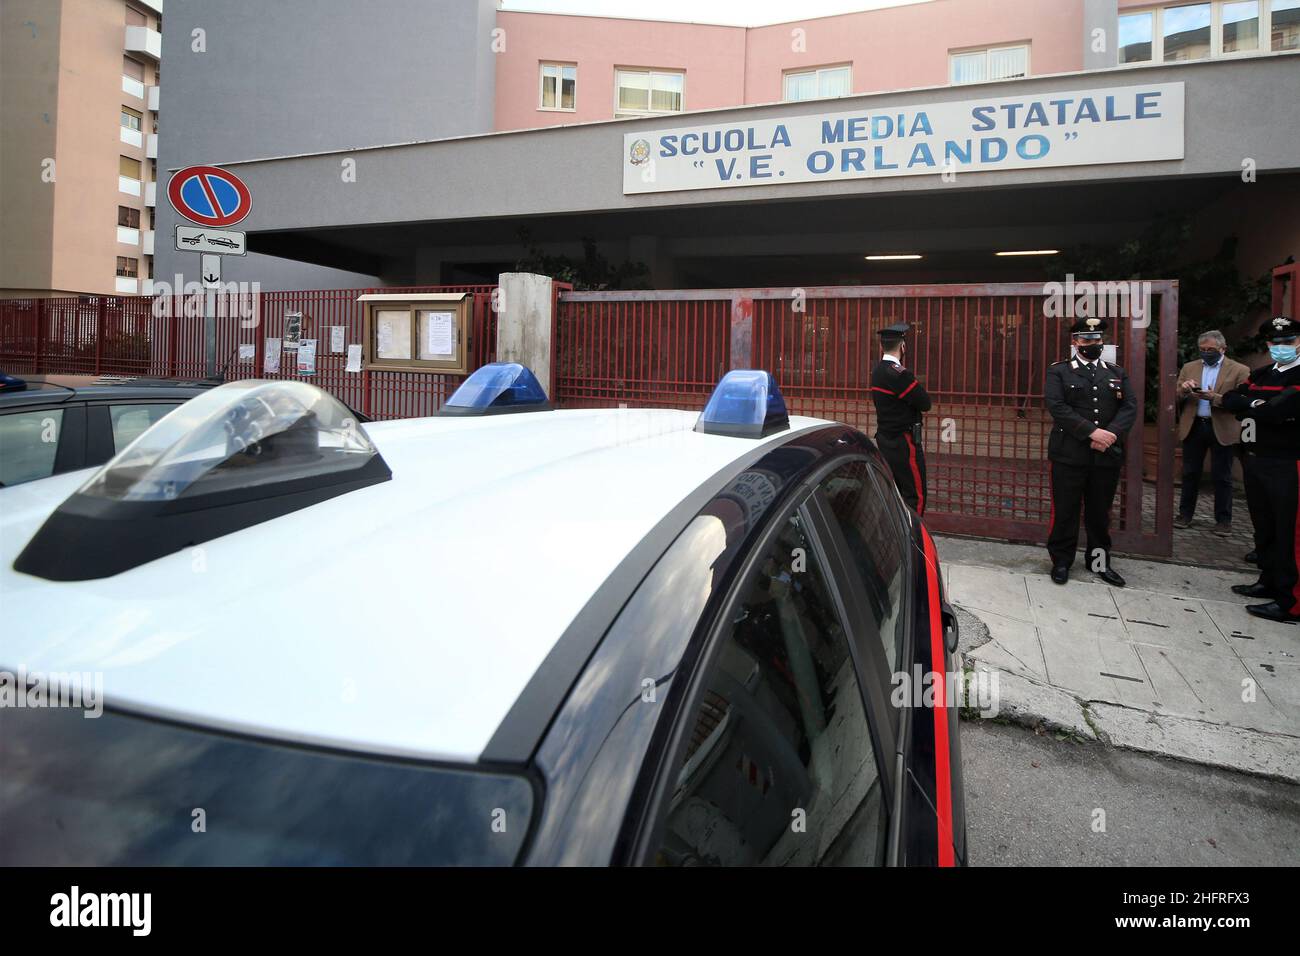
[1,0,163,297]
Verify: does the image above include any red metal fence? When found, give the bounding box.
[0,285,497,420]
[556,283,1178,557]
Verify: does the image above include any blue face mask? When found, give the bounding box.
[1200,350,1222,366]
[1270,344,1298,364]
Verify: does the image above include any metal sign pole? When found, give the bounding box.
[201,253,222,378]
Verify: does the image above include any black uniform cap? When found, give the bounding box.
[1260,315,1298,342]
[1069,317,1108,336]
[878,322,910,343]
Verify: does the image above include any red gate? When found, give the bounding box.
[555,283,1178,557]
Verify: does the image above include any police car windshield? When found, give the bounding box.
[77,380,375,502]
[0,705,533,866]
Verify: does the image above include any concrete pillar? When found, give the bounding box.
[495,272,555,397]
[1083,0,1120,71]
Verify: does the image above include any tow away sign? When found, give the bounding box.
[175,225,247,256]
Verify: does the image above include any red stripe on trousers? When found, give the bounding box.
[920,527,955,867]
[905,433,925,515]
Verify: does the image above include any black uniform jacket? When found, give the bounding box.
[1219,362,1300,460]
[1045,357,1138,467]
[870,359,932,434]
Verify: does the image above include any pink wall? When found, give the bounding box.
[493,11,747,131]
[743,0,1085,104]
[494,1,1086,132]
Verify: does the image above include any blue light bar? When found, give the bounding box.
[439,363,552,416]
[695,370,789,438]
[0,372,26,393]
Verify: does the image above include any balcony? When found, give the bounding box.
[143,230,155,255]
[140,278,155,296]
[135,0,163,14]
[119,176,142,197]
[122,75,145,99]
[146,134,158,159]
[120,126,143,148]
[118,226,141,246]
[145,182,156,207]
[147,85,160,112]
[115,276,139,295]
[124,26,161,61]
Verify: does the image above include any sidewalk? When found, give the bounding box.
[934,534,1300,784]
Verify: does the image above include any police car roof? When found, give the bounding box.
[0,407,828,764]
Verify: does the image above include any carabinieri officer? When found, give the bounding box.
[1220,315,1300,623]
[1045,317,1138,587]
[871,322,931,514]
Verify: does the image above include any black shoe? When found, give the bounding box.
[1245,550,1259,564]
[1245,602,1300,624]
[1050,566,1070,585]
[1096,568,1126,588]
[1231,582,1271,598]
[1174,514,1193,529]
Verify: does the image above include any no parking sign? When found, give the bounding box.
[167,165,251,227]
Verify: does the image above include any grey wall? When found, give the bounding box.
[155,0,498,289]
[1083,0,1120,71]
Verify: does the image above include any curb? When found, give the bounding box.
[961,661,1300,786]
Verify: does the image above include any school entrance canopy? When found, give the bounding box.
[161,55,1300,290]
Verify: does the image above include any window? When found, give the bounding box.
[125,5,147,26]
[118,206,140,228]
[123,56,145,82]
[119,156,141,179]
[1275,0,1300,49]
[949,44,1029,84]
[109,404,179,453]
[1222,0,1261,50]
[615,69,684,117]
[1122,1,1291,62]
[116,257,139,278]
[1164,2,1213,60]
[783,65,852,101]
[121,106,143,131]
[0,408,64,487]
[653,511,887,866]
[539,63,576,110]
[821,460,910,674]
[1120,11,1156,61]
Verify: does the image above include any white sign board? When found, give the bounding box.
[175,225,247,256]
[200,254,222,287]
[623,82,1184,195]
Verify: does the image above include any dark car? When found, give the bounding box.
[0,373,218,488]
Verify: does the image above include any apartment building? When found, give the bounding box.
[494,0,1299,131]
[0,0,163,297]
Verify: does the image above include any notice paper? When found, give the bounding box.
[427,311,454,358]
[297,338,317,375]
[346,343,362,373]
[238,342,256,362]
[330,325,345,353]
[264,338,282,374]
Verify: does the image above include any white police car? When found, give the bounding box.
[0,365,965,866]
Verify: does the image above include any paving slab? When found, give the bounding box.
[1111,589,1233,657]
[963,609,1047,681]
[1200,598,1300,663]
[947,564,1033,624]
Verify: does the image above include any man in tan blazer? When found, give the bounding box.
[1175,330,1249,534]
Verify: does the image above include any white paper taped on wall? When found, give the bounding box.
[264,338,281,374]
[426,311,454,358]
[238,343,256,361]
[346,343,362,373]
[331,326,345,354]
[297,339,317,375]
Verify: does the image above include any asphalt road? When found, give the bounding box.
[961,719,1300,866]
